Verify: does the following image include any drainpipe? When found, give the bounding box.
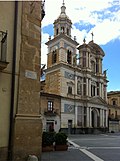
[7,1,18,161]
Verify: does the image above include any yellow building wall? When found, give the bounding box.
[108,93,120,119]
[0,2,21,160]
[0,2,14,148]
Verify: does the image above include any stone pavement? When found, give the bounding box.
[41,147,93,161]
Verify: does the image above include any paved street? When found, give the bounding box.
[41,133,120,161]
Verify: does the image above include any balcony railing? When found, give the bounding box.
[0,30,9,70]
[0,31,7,61]
[108,114,120,121]
[44,110,57,116]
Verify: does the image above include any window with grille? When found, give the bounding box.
[77,106,87,127]
[67,50,72,64]
[52,50,57,64]
[48,101,53,111]
[68,86,72,94]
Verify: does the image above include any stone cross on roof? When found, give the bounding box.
[91,32,94,41]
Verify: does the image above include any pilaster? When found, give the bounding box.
[13,2,42,160]
[86,107,90,127]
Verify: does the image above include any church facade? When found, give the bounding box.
[42,2,108,134]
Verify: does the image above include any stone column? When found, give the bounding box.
[106,110,108,127]
[13,2,42,160]
[105,85,107,101]
[86,78,88,96]
[100,109,103,127]
[89,107,92,127]
[102,110,105,127]
[95,85,97,96]
[99,59,101,73]
[81,78,83,96]
[75,75,77,95]
[99,83,101,97]
[75,106,78,127]
[86,52,88,67]
[86,107,90,127]
[89,79,91,97]
[101,83,103,99]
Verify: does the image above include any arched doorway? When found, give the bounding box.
[91,108,100,127]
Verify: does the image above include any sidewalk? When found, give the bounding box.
[41,147,93,161]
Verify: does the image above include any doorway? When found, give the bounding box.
[91,109,97,127]
[68,120,72,134]
[46,121,54,132]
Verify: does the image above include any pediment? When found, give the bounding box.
[89,96,107,105]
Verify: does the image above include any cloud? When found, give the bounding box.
[41,33,49,65]
[41,0,120,64]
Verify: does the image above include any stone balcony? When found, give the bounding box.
[44,110,58,116]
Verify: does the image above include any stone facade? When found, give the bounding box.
[107,91,120,132]
[13,2,42,161]
[0,1,44,161]
[42,2,108,134]
[44,69,61,95]
[41,92,61,132]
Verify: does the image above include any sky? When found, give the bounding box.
[41,0,120,92]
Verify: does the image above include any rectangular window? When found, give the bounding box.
[77,106,86,127]
[83,52,86,67]
[68,86,72,94]
[48,101,53,111]
[113,100,116,105]
[96,82,99,96]
[91,85,95,96]
[115,111,117,118]
[83,84,86,96]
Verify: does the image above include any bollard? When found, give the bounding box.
[27,155,38,161]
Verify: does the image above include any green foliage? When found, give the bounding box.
[55,132,68,145]
[42,132,55,147]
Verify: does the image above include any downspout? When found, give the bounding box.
[7,1,18,161]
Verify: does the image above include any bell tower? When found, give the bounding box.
[54,0,72,37]
[46,1,79,69]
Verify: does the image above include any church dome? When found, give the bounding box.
[88,41,105,56]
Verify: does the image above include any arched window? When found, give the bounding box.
[96,82,99,96]
[56,28,59,35]
[83,77,86,96]
[82,52,86,67]
[91,60,95,73]
[67,28,69,35]
[67,50,72,64]
[68,86,72,94]
[112,100,116,105]
[52,50,57,64]
[61,27,65,33]
[96,58,99,73]
[77,80,82,95]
